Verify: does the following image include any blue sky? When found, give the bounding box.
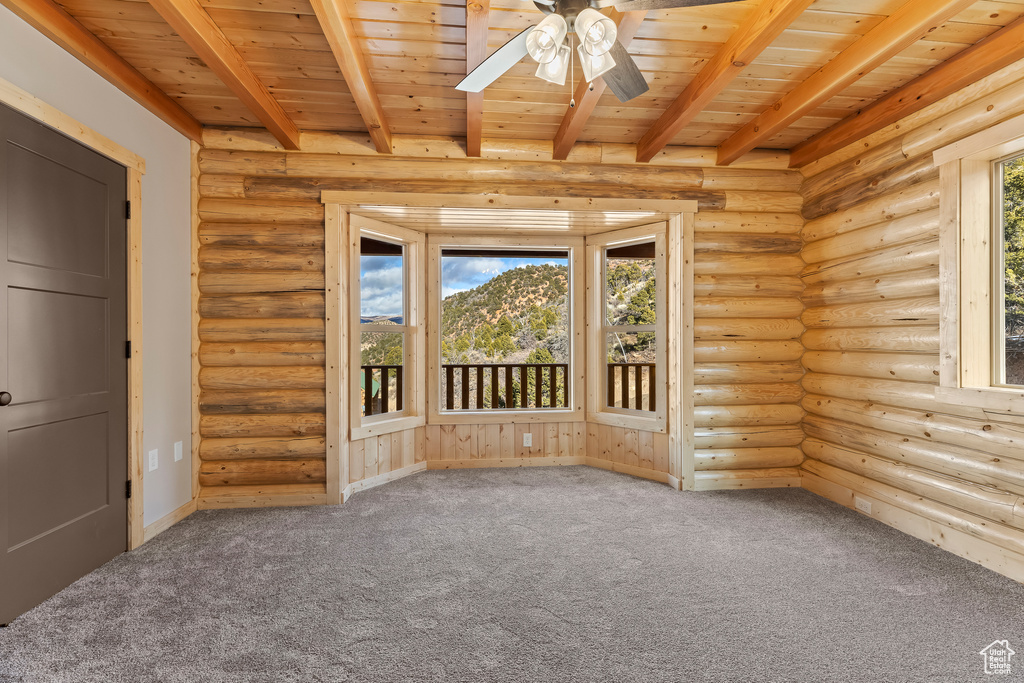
[441,256,565,299]
[359,255,566,317]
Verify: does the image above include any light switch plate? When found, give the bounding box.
[174,441,183,462]
[148,449,159,472]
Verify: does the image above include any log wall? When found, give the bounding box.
[196,129,805,506]
[799,61,1024,580]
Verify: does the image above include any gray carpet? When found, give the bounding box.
[1,467,1023,682]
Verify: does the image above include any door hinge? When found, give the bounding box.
[125,200,131,220]
[125,340,131,359]
[126,480,132,499]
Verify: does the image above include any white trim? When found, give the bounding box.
[586,223,669,433]
[348,214,426,441]
[426,234,586,425]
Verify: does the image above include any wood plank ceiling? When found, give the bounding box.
[7,0,1024,166]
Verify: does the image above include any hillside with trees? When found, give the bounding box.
[359,259,657,370]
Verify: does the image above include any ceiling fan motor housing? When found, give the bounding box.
[534,0,597,27]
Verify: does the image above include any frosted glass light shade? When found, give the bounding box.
[578,44,616,82]
[535,44,571,85]
[526,14,568,64]
[575,8,617,56]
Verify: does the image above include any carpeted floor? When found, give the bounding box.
[1,466,1023,682]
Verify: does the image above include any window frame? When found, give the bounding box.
[426,234,586,425]
[586,223,668,432]
[934,113,1024,411]
[348,214,426,440]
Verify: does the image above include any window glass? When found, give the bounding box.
[360,236,404,325]
[439,248,570,411]
[605,241,656,326]
[603,240,657,412]
[999,154,1024,385]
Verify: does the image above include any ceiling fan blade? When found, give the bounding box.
[455,27,534,93]
[602,41,649,102]
[611,0,745,11]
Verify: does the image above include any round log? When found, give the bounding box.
[694,404,805,427]
[801,238,938,286]
[199,292,325,319]
[694,382,805,406]
[200,389,326,414]
[694,318,804,341]
[199,458,327,486]
[694,340,804,362]
[200,436,326,460]
[198,318,326,342]
[695,361,805,384]
[802,351,939,384]
[694,425,804,449]
[200,413,326,438]
[200,341,326,367]
[198,246,325,272]
[694,447,804,470]
[199,271,325,295]
[199,366,326,390]
[199,223,324,247]
[802,326,940,353]
[802,297,938,329]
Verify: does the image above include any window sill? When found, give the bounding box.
[935,384,1024,416]
[587,410,666,434]
[428,409,584,426]
[351,415,424,441]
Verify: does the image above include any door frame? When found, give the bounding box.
[321,191,697,497]
[0,76,146,549]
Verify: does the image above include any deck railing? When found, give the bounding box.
[442,363,569,410]
[361,361,655,415]
[607,362,656,412]
[361,364,403,417]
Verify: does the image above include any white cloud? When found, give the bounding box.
[360,265,404,317]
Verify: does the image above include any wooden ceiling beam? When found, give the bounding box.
[310,0,392,154]
[552,9,646,162]
[634,0,813,164]
[716,0,977,166]
[790,14,1024,168]
[0,0,203,142]
[148,0,300,150]
[466,0,492,158]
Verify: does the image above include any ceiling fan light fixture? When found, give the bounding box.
[526,14,569,64]
[535,43,571,85]
[575,8,616,56]
[577,43,615,82]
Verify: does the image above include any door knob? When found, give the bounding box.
[0,392,12,406]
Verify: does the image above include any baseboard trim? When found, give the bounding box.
[343,462,426,501]
[694,467,802,491]
[142,498,197,544]
[802,470,1024,583]
[427,456,585,470]
[584,457,677,488]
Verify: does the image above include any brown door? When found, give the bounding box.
[0,102,128,624]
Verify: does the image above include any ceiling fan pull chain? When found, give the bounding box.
[569,33,576,108]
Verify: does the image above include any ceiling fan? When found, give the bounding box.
[456,0,746,103]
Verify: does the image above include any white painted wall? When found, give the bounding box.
[0,5,193,525]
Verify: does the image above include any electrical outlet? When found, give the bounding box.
[854,496,871,515]
[148,449,159,472]
[174,441,183,462]
[522,433,532,447]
